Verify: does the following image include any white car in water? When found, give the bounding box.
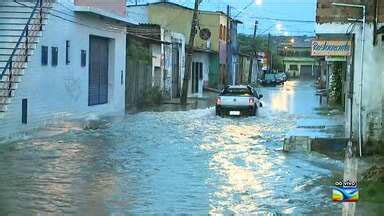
[215,85,263,116]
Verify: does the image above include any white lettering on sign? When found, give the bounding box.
[311,40,352,56]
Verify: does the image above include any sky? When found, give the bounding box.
[133,0,317,36]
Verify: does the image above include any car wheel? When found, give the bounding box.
[250,106,257,116]
[216,108,223,116]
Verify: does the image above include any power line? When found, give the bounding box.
[233,0,255,18]
[250,16,315,23]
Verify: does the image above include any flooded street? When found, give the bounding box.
[0,81,345,215]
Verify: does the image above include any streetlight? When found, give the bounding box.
[276,22,283,32]
[255,0,263,6]
[332,2,366,157]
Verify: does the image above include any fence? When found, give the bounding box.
[125,61,152,109]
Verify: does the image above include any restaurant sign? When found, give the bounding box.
[311,40,352,57]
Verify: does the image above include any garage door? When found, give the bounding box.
[300,65,313,80]
[89,36,109,106]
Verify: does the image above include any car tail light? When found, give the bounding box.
[216,97,222,105]
[249,98,254,105]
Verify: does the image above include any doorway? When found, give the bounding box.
[172,44,180,98]
[192,62,203,94]
[88,36,109,106]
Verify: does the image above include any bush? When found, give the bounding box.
[139,86,163,107]
[329,62,343,105]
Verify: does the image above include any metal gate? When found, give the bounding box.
[300,65,313,80]
[88,36,109,106]
[192,62,203,93]
[172,44,180,98]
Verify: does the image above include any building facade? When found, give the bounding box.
[127,2,239,96]
[277,36,317,79]
[0,0,129,137]
[125,24,185,106]
[316,0,384,154]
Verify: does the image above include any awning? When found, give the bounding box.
[192,47,218,54]
[377,26,384,34]
[126,32,171,45]
[316,33,352,40]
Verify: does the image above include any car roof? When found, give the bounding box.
[227,85,249,89]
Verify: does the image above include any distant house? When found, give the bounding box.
[127,1,241,96]
[237,53,261,85]
[0,0,131,137]
[277,36,317,80]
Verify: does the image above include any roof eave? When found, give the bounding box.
[74,6,137,25]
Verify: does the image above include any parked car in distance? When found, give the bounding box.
[275,72,288,85]
[260,73,277,86]
[216,85,263,116]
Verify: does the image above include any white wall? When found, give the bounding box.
[149,31,185,99]
[316,23,384,147]
[151,43,162,88]
[0,2,127,137]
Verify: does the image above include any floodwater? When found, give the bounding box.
[0,81,345,215]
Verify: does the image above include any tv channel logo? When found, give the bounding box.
[332,180,359,202]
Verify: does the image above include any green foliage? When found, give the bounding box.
[238,33,284,71]
[127,38,152,64]
[139,86,163,107]
[271,54,285,71]
[238,33,268,55]
[329,62,343,105]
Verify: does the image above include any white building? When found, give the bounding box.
[126,24,186,103]
[0,0,131,138]
[315,0,384,154]
[155,30,185,99]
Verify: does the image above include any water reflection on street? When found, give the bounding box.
[0,81,344,215]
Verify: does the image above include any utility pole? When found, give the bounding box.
[180,0,201,104]
[248,20,258,84]
[227,5,232,85]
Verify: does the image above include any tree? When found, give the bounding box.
[238,33,284,71]
[238,34,268,55]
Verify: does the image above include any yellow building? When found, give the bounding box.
[127,2,236,94]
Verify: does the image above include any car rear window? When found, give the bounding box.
[222,87,252,96]
[265,74,275,79]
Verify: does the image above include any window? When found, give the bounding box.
[41,46,48,65]
[198,62,203,80]
[51,47,58,66]
[81,50,86,67]
[21,98,27,124]
[219,24,227,41]
[222,87,252,96]
[290,65,298,70]
[65,40,70,64]
[219,25,223,40]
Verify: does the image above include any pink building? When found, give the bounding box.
[75,0,126,17]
